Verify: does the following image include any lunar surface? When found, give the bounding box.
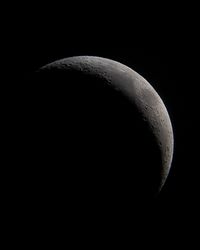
[30,56,173,207]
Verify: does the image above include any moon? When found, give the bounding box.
[32,56,173,204]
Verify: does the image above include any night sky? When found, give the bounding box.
[8,5,198,246]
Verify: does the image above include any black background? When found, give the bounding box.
[7,3,199,247]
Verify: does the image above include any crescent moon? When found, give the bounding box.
[34,56,174,200]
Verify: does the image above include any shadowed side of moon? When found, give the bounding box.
[26,56,173,214]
